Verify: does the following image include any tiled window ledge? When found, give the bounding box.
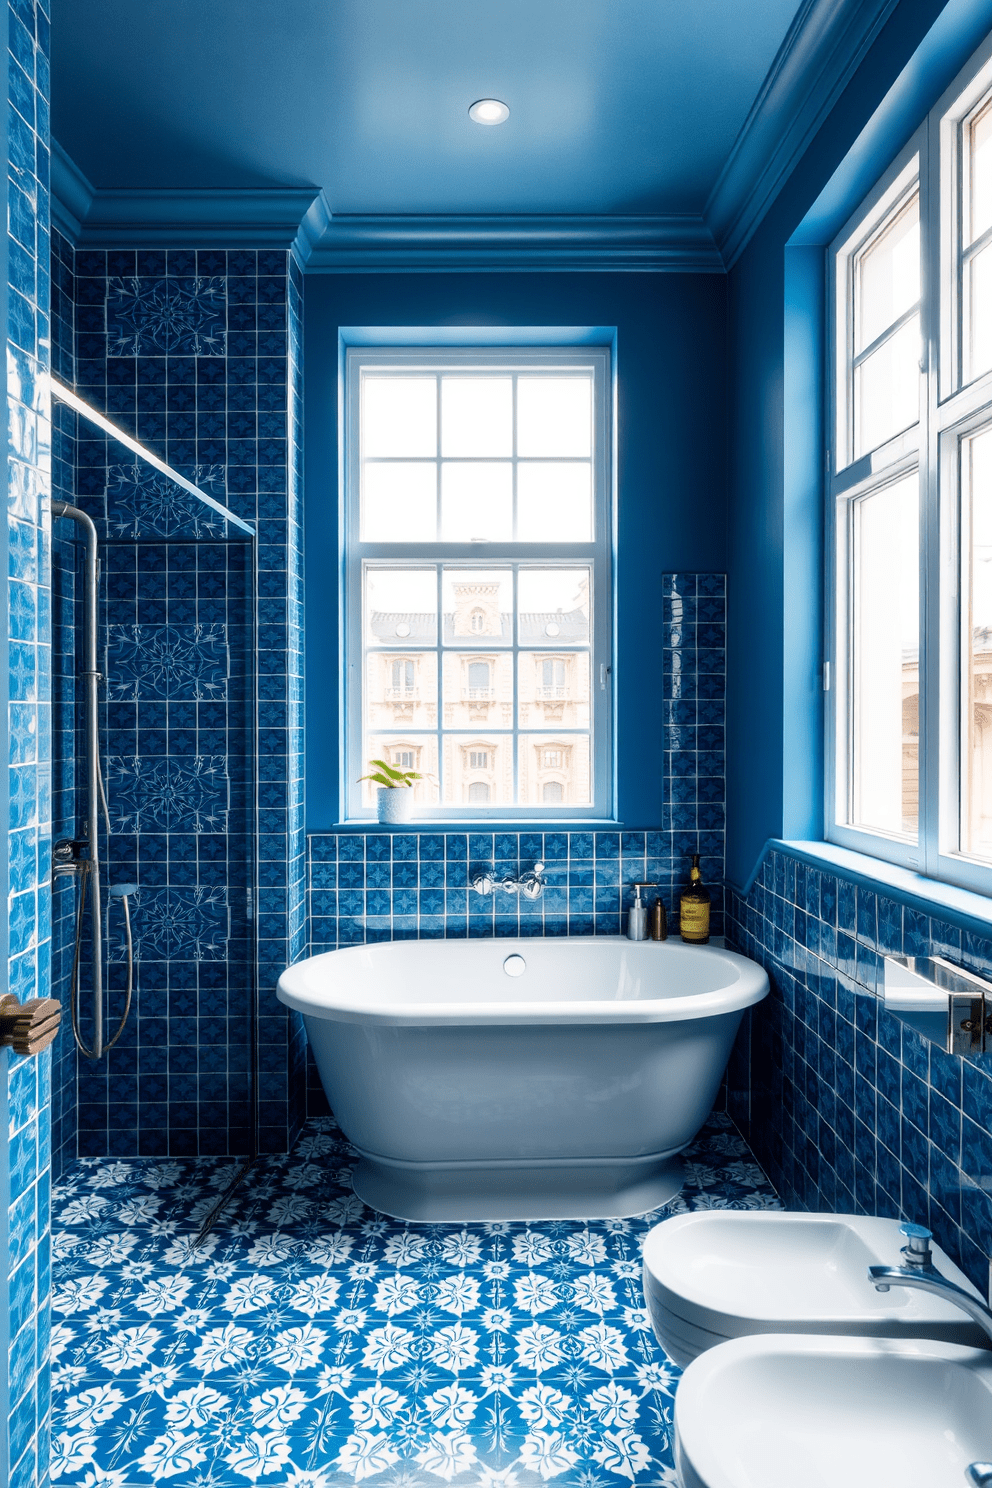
[747,838,992,942]
[329,820,627,832]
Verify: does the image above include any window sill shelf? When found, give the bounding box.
[751,838,992,939]
[323,820,626,833]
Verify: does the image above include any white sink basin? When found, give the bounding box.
[674,1333,992,1488]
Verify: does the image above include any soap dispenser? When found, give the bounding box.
[626,882,657,941]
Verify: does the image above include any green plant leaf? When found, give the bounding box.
[369,758,407,782]
[358,758,436,789]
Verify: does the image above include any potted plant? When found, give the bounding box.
[359,758,429,825]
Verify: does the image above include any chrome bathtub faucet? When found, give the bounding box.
[471,861,546,899]
[868,1222,992,1346]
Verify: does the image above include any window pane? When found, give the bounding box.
[440,462,512,541]
[851,473,919,837]
[351,348,607,818]
[962,426,992,859]
[442,734,513,806]
[441,377,512,457]
[363,376,436,457]
[442,651,513,728]
[967,241,992,381]
[363,463,436,541]
[854,315,920,457]
[857,197,920,352]
[362,735,439,807]
[519,734,591,806]
[518,568,590,645]
[365,651,437,733]
[517,463,593,540]
[517,377,592,456]
[442,569,512,645]
[519,651,590,728]
[365,568,437,646]
[969,99,992,245]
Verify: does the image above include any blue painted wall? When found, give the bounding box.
[304,272,728,832]
[722,0,992,1299]
[725,0,992,887]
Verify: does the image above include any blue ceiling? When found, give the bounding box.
[51,0,803,216]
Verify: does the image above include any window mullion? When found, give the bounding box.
[916,120,940,877]
[852,300,922,368]
[961,219,992,264]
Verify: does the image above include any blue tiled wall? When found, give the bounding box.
[7,1,54,1485]
[309,828,719,949]
[48,245,306,1157]
[50,226,77,1182]
[662,572,725,915]
[726,845,992,1295]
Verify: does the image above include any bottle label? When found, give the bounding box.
[680,900,710,940]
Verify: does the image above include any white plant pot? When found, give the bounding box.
[376,786,414,825]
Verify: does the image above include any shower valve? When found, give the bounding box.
[52,838,87,879]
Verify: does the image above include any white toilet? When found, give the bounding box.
[642,1211,988,1367]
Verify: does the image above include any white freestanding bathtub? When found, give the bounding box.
[277,936,769,1223]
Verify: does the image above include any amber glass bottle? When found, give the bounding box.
[679,854,711,943]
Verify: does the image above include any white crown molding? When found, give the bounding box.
[294,190,334,267]
[705,0,901,268]
[51,139,95,241]
[69,186,325,254]
[48,148,724,271]
[51,142,327,262]
[303,215,723,273]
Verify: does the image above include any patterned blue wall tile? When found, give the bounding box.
[107,755,229,833]
[107,275,227,356]
[106,623,229,701]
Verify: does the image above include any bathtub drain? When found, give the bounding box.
[503,954,526,977]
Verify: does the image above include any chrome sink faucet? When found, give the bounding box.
[868,1222,992,1346]
[471,862,546,900]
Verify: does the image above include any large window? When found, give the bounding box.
[344,347,612,820]
[827,37,992,892]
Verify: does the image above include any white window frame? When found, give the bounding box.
[342,345,613,822]
[826,32,992,895]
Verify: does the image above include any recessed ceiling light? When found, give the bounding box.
[469,99,509,126]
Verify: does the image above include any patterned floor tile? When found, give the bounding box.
[50,1113,780,1485]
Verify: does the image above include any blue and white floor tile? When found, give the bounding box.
[50,1114,779,1487]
